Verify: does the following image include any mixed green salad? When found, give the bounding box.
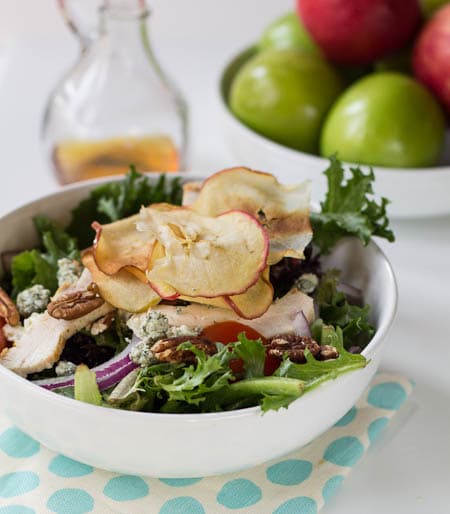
[0,158,394,413]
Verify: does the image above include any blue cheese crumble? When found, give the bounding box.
[127,311,170,342]
[295,273,319,294]
[127,311,202,367]
[55,360,77,377]
[16,285,51,317]
[129,342,154,367]
[57,258,82,287]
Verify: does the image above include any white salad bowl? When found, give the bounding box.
[0,176,397,477]
[217,47,450,219]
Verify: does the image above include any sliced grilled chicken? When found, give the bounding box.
[131,287,314,339]
[0,270,114,377]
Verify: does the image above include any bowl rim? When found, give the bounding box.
[218,45,450,175]
[0,175,398,422]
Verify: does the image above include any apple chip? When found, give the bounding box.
[191,167,313,264]
[225,268,274,319]
[137,206,269,298]
[179,294,231,310]
[93,215,154,275]
[82,250,160,312]
[182,181,203,206]
[179,271,273,319]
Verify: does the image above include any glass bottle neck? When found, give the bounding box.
[99,0,150,50]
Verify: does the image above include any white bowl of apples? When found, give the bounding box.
[217,0,450,218]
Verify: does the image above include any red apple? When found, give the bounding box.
[413,4,450,115]
[296,0,421,65]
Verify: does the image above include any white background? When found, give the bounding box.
[0,1,449,513]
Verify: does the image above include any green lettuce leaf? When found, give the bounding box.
[11,249,57,295]
[310,156,395,254]
[139,343,234,407]
[315,269,374,349]
[229,333,266,379]
[203,376,305,413]
[10,217,79,296]
[275,322,367,391]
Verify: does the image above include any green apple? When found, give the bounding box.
[320,72,446,167]
[259,12,321,56]
[230,49,344,153]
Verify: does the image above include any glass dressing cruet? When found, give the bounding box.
[42,0,187,184]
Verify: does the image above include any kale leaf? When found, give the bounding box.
[310,156,395,254]
[67,166,183,249]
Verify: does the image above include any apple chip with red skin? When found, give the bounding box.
[179,268,273,319]
[137,206,269,299]
[188,167,313,265]
[93,204,179,277]
[82,250,160,313]
[93,215,154,276]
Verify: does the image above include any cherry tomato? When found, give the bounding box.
[264,353,282,376]
[202,321,265,345]
[202,321,280,376]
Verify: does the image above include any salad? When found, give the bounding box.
[0,158,394,413]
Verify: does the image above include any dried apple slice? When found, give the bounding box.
[182,181,203,206]
[225,267,273,319]
[179,294,232,310]
[82,250,160,312]
[137,206,269,298]
[93,216,154,275]
[191,167,313,264]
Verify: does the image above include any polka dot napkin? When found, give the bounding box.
[0,373,412,514]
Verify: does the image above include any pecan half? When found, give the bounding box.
[267,334,321,363]
[319,345,339,361]
[267,333,340,363]
[152,336,217,364]
[0,287,20,326]
[47,290,104,320]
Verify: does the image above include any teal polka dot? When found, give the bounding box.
[322,475,344,502]
[49,456,93,478]
[324,436,364,467]
[0,472,39,498]
[217,479,262,509]
[0,507,35,514]
[103,475,148,501]
[273,496,317,514]
[159,496,205,514]
[334,406,357,427]
[47,489,94,514]
[266,459,312,485]
[159,477,203,487]
[368,417,389,444]
[0,428,40,458]
[368,382,407,410]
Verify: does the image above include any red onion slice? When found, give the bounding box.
[292,311,311,337]
[33,335,141,391]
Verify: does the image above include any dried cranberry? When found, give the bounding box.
[60,333,114,368]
